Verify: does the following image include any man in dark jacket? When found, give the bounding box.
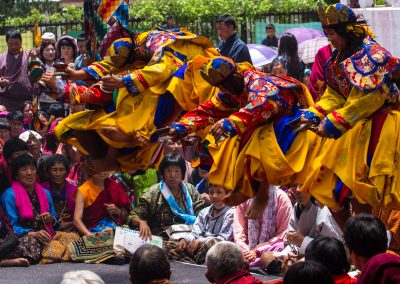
[216,15,252,64]
[261,24,278,48]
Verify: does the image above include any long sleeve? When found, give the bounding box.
[274,189,293,238]
[210,208,234,242]
[121,52,182,96]
[128,186,154,222]
[299,206,343,254]
[1,189,32,236]
[173,93,238,134]
[303,86,346,125]
[224,86,297,136]
[45,190,58,222]
[254,190,293,252]
[287,204,299,232]
[322,88,386,138]
[183,207,208,243]
[233,203,250,251]
[82,58,115,80]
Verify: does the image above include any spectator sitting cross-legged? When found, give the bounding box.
[128,153,206,240]
[165,184,234,264]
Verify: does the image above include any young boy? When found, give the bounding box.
[165,184,234,264]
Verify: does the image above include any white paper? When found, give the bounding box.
[113,227,163,254]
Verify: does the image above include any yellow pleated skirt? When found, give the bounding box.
[207,123,319,198]
[301,110,400,210]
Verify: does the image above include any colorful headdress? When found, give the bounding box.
[318,3,375,38]
[200,56,237,86]
[317,3,357,28]
[109,38,134,67]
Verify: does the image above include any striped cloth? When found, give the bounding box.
[84,0,130,60]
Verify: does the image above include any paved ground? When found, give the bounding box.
[0,261,281,284]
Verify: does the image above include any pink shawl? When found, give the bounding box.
[12,181,55,236]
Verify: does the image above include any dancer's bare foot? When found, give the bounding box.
[100,126,134,143]
[0,258,29,267]
[81,158,118,175]
[245,181,269,220]
[223,190,249,207]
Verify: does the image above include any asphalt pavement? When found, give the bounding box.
[0,261,280,284]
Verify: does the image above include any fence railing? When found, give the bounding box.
[0,9,319,45]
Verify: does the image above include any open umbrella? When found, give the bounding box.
[247,44,278,67]
[298,37,330,64]
[284,28,325,44]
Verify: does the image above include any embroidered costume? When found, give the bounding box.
[55,28,220,171]
[173,57,316,198]
[301,4,400,209]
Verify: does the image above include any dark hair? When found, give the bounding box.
[283,261,334,284]
[270,56,288,71]
[7,111,24,122]
[305,236,350,276]
[344,214,388,258]
[45,154,70,174]
[3,138,28,161]
[329,23,367,58]
[22,101,32,112]
[216,14,236,30]
[77,33,86,43]
[158,153,187,178]
[47,104,65,118]
[11,153,36,181]
[265,24,275,31]
[38,111,49,121]
[57,37,78,60]
[129,244,171,284]
[278,33,304,81]
[167,15,174,20]
[39,42,56,63]
[0,117,10,130]
[6,29,22,42]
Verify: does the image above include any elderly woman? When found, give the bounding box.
[129,153,207,240]
[0,153,79,263]
[73,170,130,236]
[42,154,77,231]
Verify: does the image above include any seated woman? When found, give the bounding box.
[0,206,32,266]
[73,171,130,236]
[42,154,77,231]
[165,184,234,264]
[0,153,79,264]
[234,185,292,267]
[129,153,207,239]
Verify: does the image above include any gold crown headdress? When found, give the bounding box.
[317,3,357,28]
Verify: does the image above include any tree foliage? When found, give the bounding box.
[129,0,318,29]
[5,5,83,26]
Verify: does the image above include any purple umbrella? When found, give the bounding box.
[283,28,325,44]
[247,44,278,67]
